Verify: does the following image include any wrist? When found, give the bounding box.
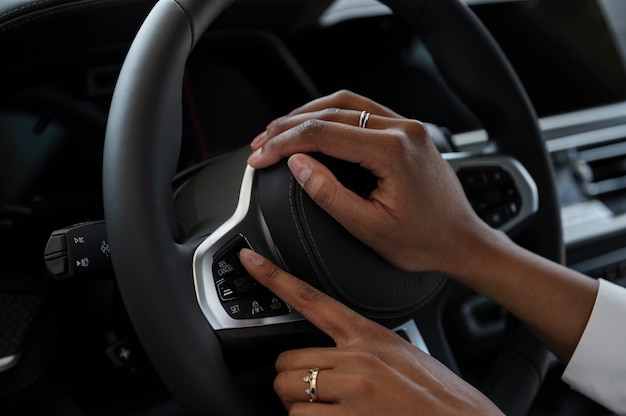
[439,221,515,290]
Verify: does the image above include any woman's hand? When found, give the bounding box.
[239,248,504,416]
[246,89,599,364]
[247,90,493,275]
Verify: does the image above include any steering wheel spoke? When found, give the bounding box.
[192,195,306,330]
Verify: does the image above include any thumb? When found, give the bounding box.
[287,154,374,229]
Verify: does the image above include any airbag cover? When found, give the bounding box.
[257,155,446,320]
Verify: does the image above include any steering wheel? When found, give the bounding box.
[103,0,562,415]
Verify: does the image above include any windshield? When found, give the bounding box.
[473,0,626,117]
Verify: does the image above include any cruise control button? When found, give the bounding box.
[223,300,250,319]
[212,235,251,279]
[216,278,238,301]
[267,295,290,315]
[221,291,291,319]
[216,274,257,301]
[247,298,268,318]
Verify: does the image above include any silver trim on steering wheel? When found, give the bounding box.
[192,165,305,331]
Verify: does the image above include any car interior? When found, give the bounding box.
[1,0,625,415]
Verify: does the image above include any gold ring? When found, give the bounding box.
[359,110,371,128]
[303,368,320,402]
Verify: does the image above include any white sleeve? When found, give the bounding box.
[561,278,626,415]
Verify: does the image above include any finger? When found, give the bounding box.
[250,89,402,150]
[250,109,364,150]
[271,108,382,140]
[286,153,380,236]
[247,118,397,169]
[239,248,367,345]
[274,367,343,405]
[251,107,391,151]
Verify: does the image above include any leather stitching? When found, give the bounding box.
[0,0,58,20]
[293,177,332,280]
[292,177,427,313]
[288,176,323,280]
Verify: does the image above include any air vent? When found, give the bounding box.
[575,139,626,197]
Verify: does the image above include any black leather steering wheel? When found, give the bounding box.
[103,0,562,415]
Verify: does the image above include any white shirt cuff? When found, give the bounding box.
[562,278,626,415]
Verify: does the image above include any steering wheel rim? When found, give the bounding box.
[103,1,561,415]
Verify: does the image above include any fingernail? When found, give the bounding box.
[247,148,262,165]
[239,248,264,266]
[288,156,312,185]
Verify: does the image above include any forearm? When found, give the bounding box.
[447,225,599,364]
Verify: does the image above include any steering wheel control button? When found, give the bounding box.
[267,296,289,315]
[216,273,258,300]
[213,235,256,300]
[216,278,238,301]
[223,300,250,319]
[44,220,113,279]
[211,236,292,319]
[244,295,290,319]
[221,289,291,319]
[457,167,522,228]
[212,235,251,279]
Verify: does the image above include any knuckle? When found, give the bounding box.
[383,119,430,158]
[270,116,289,132]
[319,107,342,120]
[266,263,280,280]
[331,89,356,104]
[273,372,289,395]
[296,280,324,304]
[305,178,336,209]
[383,130,407,154]
[296,119,325,139]
[351,350,382,368]
[404,118,428,139]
